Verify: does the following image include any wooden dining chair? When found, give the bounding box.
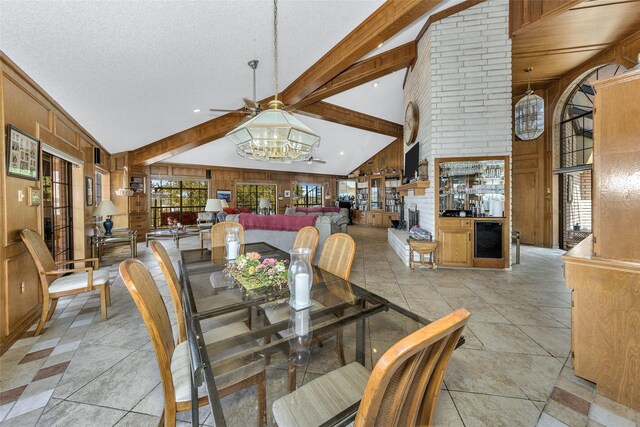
[211,221,245,248]
[120,259,267,427]
[293,226,320,264]
[318,233,357,281]
[272,308,471,427]
[148,240,248,342]
[20,229,111,335]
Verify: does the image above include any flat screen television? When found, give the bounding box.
[404,143,419,182]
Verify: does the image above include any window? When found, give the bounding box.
[236,183,277,213]
[293,184,323,207]
[95,172,103,206]
[557,63,626,249]
[150,179,208,228]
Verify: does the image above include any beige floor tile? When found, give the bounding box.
[451,391,541,427]
[468,322,548,355]
[518,325,571,358]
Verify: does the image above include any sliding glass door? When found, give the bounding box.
[42,152,73,262]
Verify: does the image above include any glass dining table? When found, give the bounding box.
[179,242,463,426]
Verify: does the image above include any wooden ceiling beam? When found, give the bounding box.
[297,101,403,138]
[416,0,485,42]
[290,41,417,110]
[281,0,443,106]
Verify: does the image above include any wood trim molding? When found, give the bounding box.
[416,0,485,42]
[290,42,417,110]
[510,0,584,37]
[281,0,443,106]
[297,102,403,138]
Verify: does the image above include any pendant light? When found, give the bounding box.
[226,0,320,162]
[514,67,544,140]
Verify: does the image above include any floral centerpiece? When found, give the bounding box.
[225,252,288,291]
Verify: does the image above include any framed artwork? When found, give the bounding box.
[28,186,41,207]
[6,125,40,180]
[284,190,291,198]
[85,176,94,206]
[216,189,231,201]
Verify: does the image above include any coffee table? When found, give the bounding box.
[145,228,199,248]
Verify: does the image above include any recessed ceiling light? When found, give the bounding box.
[339,151,344,155]
[193,109,201,113]
[372,82,379,88]
[377,42,384,48]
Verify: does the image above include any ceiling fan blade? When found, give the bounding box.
[313,159,327,164]
[243,98,259,110]
[209,108,249,114]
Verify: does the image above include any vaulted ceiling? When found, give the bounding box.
[0,0,463,175]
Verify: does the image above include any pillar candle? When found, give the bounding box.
[295,273,310,307]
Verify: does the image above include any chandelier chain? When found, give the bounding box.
[273,0,279,101]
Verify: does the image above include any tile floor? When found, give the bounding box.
[0,226,638,426]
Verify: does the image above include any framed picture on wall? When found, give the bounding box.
[6,125,40,181]
[85,176,94,206]
[216,189,231,201]
[28,186,41,207]
[284,190,291,198]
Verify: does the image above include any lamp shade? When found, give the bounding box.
[259,198,272,209]
[93,200,120,217]
[220,199,229,208]
[205,199,223,212]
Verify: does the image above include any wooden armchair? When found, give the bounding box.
[272,308,471,427]
[20,229,111,335]
[146,242,265,425]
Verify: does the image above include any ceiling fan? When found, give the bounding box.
[209,60,263,117]
[306,156,326,164]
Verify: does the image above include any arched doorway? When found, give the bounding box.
[554,64,626,249]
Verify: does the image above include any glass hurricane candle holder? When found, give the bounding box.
[288,248,313,310]
[225,226,241,261]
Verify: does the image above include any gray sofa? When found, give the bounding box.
[283,207,349,233]
[225,214,332,263]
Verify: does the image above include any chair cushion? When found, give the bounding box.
[272,362,370,426]
[171,322,265,402]
[49,269,109,293]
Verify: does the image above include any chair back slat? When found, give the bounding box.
[119,259,177,410]
[211,222,245,248]
[149,240,186,343]
[317,233,356,281]
[20,229,56,285]
[355,308,470,427]
[293,226,320,263]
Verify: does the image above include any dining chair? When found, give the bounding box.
[293,226,320,264]
[20,229,111,335]
[120,259,267,427]
[272,308,471,427]
[318,233,357,281]
[202,221,245,249]
[148,240,248,342]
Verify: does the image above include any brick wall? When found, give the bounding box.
[403,0,512,234]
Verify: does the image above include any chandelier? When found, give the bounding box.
[514,67,544,140]
[226,0,320,162]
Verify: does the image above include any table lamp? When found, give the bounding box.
[205,198,223,223]
[220,199,229,209]
[259,198,272,215]
[93,200,121,236]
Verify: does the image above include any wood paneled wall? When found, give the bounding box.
[511,29,640,248]
[509,0,582,37]
[0,53,110,355]
[350,138,403,176]
[149,163,341,214]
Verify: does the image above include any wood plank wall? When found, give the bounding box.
[0,54,110,355]
[511,29,640,247]
[149,163,342,214]
[350,138,403,176]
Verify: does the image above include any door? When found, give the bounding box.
[438,228,472,267]
[42,152,73,262]
[512,172,537,245]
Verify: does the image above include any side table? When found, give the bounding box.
[91,229,137,262]
[408,239,439,271]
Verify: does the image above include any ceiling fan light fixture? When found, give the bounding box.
[226,0,320,163]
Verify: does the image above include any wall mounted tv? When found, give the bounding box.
[404,143,419,182]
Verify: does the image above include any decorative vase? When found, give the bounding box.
[225,226,241,260]
[288,248,313,310]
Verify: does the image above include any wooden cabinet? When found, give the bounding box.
[438,220,472,267]
[564,69,640,411]
[352,174,402,228]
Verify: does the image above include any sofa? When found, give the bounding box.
[225,213,333,263]
[283,207,349,233]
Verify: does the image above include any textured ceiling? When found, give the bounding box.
[0,0,462,174]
